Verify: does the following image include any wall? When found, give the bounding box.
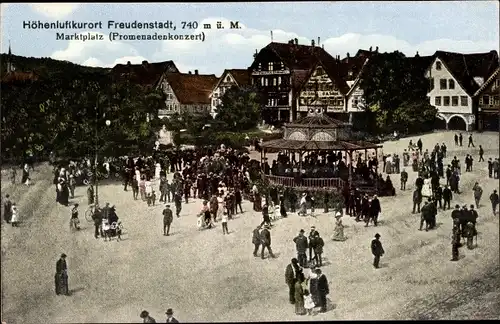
[427,58,473,115]
[346,82,366,113]
[157,75,180,118]
[210,72,238,117]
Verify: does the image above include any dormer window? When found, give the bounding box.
[268,62,274,71]
[436,61,442,70]
[225,75,231,82]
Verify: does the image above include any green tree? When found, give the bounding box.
[215,86,263,131]
[393,99,438,134]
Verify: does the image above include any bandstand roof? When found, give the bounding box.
[286,113,348,129]
[261,138,382,151]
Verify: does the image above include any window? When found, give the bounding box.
[278,76,282,85]
[212,99,216,106]
[435,96,441,106]
[443,96,450,106]
[167,104,172,111]
[495,79,500,87]
[494,96,500,105]
[460,96,468,106]
[264,78,269,86]
[436,61,442,70]
[448,79,455,89]
[258,63,262,71]
[280,62,284,70]
[272,78,277,86]
[440,79,447,89]
[261,77,265,86]
[452,96,458,106]
[225,75,231,82]
[483,95,489,105]
[268,62,274,71]
[167,93,173,100]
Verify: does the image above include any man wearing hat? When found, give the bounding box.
[260,224,275,259]
[252,225,262,257]
[370,234,384,269]
[140,310,156,323]
[293,229,309,267]
[70,203,80,231]
[165,308,178,323]
[55,253,69,295]
[285,258,303,304]
[163,204,173,236]
[308,226,319,263]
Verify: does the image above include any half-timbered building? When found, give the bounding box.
[474,66,500,131]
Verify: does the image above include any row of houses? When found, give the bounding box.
[3,41,499,131]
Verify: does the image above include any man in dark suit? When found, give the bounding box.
[371,234,384,269]
[165,308,178,323]
[92,207,103,239]
[260,224,275,259]
[315,268,330,313]
[293,229,308,267]
[252,225,261,257]
[163,205,173,236]
[284,258,302,304]
[370,195,381,226]
[442,185,452,210]
[308,226,319,263]
[55,253,69,295]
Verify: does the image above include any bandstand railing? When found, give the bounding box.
[265,174,345,188]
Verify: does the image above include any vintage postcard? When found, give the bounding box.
[1,2,499,323]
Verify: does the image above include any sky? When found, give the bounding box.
[0,2,498,76]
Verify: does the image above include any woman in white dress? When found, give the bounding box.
[10,204,19,227]
[332,212,346,241]
[217,192,225,221]
[155,162,161,180]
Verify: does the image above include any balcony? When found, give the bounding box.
[265,174,345,189]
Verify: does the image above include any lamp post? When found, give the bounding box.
[94,118,111,206]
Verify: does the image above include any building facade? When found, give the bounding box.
[249,39,337,124]
[158,70,218,118]
[426,50,499,131]
[209,69,250,117]
[474,67,500,131]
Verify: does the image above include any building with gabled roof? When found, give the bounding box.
[156,70,218,118]
[209,68,251,117]
[1,44,39,84]
[249,38,338,124]
[110,60,179,89]
[473,66,500,131]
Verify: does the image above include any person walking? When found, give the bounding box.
[312,232,325,267]
[165,308,179,323]
[468,134,475,147]
[260,203,272,227]
[70,203,80,231]
[412,189,422,214]
[55,253,69,296]
[400,169,408,190]
[252,225,261,257]
[370,195,381,226]
[294,274,306,315]
[371,233,385,269]
[459,133,463,146]
[285,258,302,304]
[91,207,103,239]
[478,145,484,162]
[68,175,76,199]
[308,226,319,263]
[443,185,452,210]
[260,224,275,259]
[454,133,459,146]
[140,310,156,323]
[163,205,173,236]
[10,204,19,227]
[451,218,462,261]
[3,194,12,224]
[174,193,182,218]
[293,229,308,267]
[473,182,483,208]
[490,190,499,215]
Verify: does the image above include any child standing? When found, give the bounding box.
[304,289,315,315]
[10,204,19,227]
[221,211,229,235]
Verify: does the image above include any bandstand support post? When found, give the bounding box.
[364,149,367,162]
[348,150,353,190]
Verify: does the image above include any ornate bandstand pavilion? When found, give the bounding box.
[260,108,382,193]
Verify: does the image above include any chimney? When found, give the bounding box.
[127,61,131,66]
[415,51,420,57]
[317,37,320,47]
[369,46,372,52]
[142,60,148,67]
[311,39,315,47]
[375,46,379,53]
[253,49,258,59]
[347,52,350,58]
[194,69,199,75]
[188,71,192,74]
[322,44,324,49]
[294,38,298,45]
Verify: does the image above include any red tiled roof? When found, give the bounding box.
[165,72,218,104]
[1,71,39,83]
[228,69,251,87]
[110,60,178,88]
[434,50,499,96]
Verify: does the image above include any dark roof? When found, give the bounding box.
[340,50,376,81]
[110,60,179,88]
[287,113,349,128]
[292,69,312,94]
[165,72,218,104]
[474,66,500,97]
[228,69,251,86]
[265,42,335,70]
[1,71,39,83]
[434,50,499,96]
[407,54,435,72]
[261,138,381,151]
[319,60,351,94]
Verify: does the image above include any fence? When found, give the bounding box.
[265,174,345,188]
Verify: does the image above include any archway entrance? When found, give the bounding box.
[447,116,467,130]
[434,117,447,130]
